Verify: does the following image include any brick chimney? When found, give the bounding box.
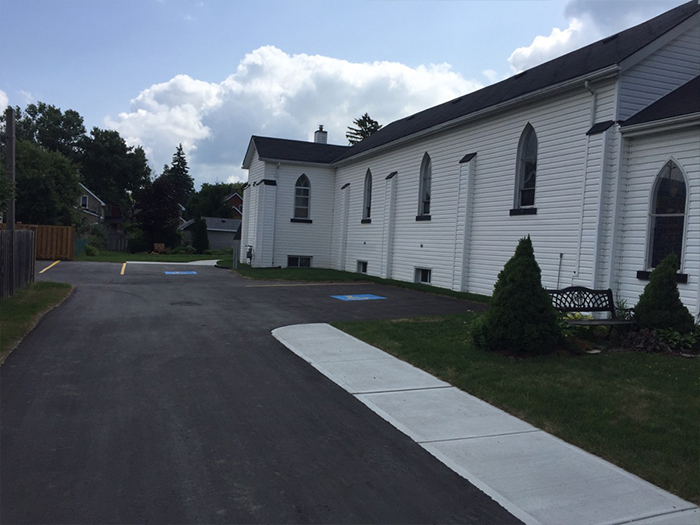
[314,125,327,144]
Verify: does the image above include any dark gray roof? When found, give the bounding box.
[331,0,699,162]
[250,136,350,164]
[179,217,241,232]
[622,74,700,127]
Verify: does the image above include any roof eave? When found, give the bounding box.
[332,65,620,166]
[242,138,258,169]
[621,112,700,137]
[618,12,700,72]
[257,156,335,168]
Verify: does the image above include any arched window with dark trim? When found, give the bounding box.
[516,124,537,208]
[362,169,372,220]
[649,160,686,268]
[294,174,310,219]
[418,153,431,216]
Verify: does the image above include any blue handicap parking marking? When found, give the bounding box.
[164,271,198,275]
[331,294,386,301]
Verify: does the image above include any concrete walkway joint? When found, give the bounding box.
[272,323,698,525]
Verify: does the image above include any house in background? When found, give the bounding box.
[179,217,241,251]
[78,183,105,224]
[240,1,700,316]
[223,192,243,219]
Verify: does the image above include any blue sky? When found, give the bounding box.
[1,0,685,187]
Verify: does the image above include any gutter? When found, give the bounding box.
[332,65,620,167]
[620,112,700,137]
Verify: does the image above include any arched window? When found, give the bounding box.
[418,153,431,216]
[649,160,686,268]
[516,124,537,208]
[294,174,310,219]
[363,169,372,220]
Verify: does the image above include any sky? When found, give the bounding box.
[1,0,688,188]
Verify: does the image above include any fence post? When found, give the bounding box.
[4,108,16,297]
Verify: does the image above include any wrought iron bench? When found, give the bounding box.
[548,286,635,327]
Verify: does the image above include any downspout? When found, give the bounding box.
[575,80,599,283]
[584,80,597,127]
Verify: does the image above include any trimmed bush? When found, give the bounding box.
[472,236,561,355]
[634,253,695,334]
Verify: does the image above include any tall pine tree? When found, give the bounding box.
[346,113,382,145]
[162,144,195,206]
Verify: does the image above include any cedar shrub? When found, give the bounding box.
[472,236,562,355]
[634,253,695,334]
[192,218,210,254]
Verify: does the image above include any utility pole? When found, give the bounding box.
[5,107,15,230]
[5,107,16,296]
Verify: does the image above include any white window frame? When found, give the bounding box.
[418,153,431,217]
[357,260,368,274]
[646,159,688,270]
[288,255,312,268]
[414,267,431,284]
[515,124,537,209]
[362,169,372,221]
[294,174,310,219]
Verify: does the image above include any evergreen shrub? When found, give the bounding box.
[634,253,695,334]
[192,219,209,254]
[471,236,562,355]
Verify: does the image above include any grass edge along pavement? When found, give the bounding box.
[332,313,700,506]
[0,282,73,365]
[75,250,225,263]
[227,263,491,304]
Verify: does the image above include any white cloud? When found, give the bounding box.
[107,46,482,186]
[508,0,685,73]
[0,90,8,111]
[508,18,598,73]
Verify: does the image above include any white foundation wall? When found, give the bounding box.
[614,127,700,317]
[332,80,619,294]
[271,164,336,268]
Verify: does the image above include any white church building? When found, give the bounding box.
[240,0,700,317]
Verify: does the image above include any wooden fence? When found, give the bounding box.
[0,224,74,260]
[0,230,36,300]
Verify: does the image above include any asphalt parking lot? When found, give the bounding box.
[1,261,511,524]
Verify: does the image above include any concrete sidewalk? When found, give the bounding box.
[272,323,698,525]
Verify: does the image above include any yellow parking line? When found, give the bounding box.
[39,260,61,274]
[120,263,127,275]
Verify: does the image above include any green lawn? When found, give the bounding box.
[75,250,224,263]
[0,282,73,364]
[333,313,700,505]
[232,264,490,303]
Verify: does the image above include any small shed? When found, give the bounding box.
[179,217,241,250]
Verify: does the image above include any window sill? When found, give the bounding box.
[361,218,371,224]
[510,208,537,216]
[290,218,312,223]
[415,215,431,221]
[636,270,687,284]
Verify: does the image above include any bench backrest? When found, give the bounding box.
[548,286,616,317]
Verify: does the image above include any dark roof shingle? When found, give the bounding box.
[332,0,699,162]
[622,74,700,127]
[251,136,350,164]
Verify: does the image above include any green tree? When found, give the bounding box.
[346,113,382,145]
[634,253,695,334]
[471,236,561,355]
[185,182,236,220]
[192,218,209,254]
[133,176,181,248]
[161,144,194,206]
[80,127,151,216]
[10,102,86,161]
[14,140,81,225]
